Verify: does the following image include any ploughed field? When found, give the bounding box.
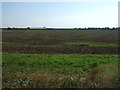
[2,30,119,54]
[2,30,119,88]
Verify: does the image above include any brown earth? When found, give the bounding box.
[2,45,118,54]
[2,30,119,54]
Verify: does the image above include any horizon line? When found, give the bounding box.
[1,27,119,29]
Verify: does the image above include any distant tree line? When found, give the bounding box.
[1,27,120,30]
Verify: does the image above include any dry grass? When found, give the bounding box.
[3,63,119,88]
[3,70,86,88]
[86,63,119,88]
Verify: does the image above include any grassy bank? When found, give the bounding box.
[2,53,119,88]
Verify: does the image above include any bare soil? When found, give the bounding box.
[2,30,119,54]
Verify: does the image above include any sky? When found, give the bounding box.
[1,0,119,28]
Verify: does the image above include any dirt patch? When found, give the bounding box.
[2,45,118,54]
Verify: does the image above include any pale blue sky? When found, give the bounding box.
[2,2,118,28]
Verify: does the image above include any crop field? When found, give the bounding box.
[2,30,119,88]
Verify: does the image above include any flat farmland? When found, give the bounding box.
[2,30,119,88]
[2,30,119,54]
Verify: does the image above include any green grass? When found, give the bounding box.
[1,42,19,45]
[3,53,118,73]
[65,42,118,47]
[2,53,119,88]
